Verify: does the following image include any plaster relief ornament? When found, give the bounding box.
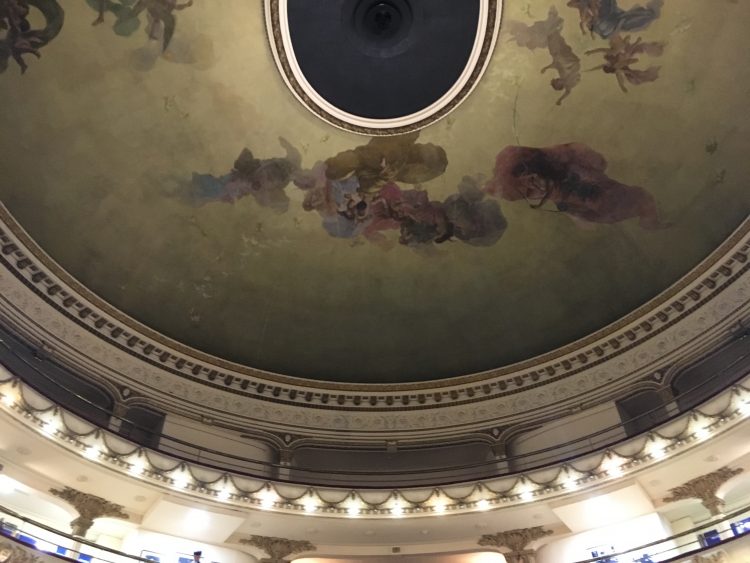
[0,0,64,74]
[0,540,43,563]
[0,540,42,563]
[49,486,129,537]
[239,535,316,563]
[662,467,744,516]
[478,526,553,563]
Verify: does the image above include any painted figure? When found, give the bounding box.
[325,132,448,195]
[189,138,301,212]
[90,0,193,50]
[485,143,664,229]
[587,34,664,92]
[294,165,506,249]
[567,0,663,39]
[508,7,581,105]
[0,0,64,73]
[442,176,508,247]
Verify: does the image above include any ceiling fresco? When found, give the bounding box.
[0,0,749,384]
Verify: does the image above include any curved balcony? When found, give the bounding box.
[2,339,750,520]
[2,322,750,489]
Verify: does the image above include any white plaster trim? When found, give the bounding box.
[263,0,502,134]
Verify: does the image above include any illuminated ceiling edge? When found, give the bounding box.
[1,371,749,519]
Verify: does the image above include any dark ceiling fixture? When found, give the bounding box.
[264,0,502,135]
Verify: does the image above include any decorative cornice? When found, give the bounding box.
[49,486,129,536]
[239,535,315,563]
[663,467,744,516]
[1,205,749,439]
[3,371,749,519]
[478,527,553,563]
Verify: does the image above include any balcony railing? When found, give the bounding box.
[1,327,749,487]
[0,505,147,563]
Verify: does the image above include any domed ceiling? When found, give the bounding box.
[0,0,748,384]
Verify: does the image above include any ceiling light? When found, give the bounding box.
[41,419,60,436]
[0,475,18,494]
[695,426,711,441]
[258,487,277,510]
[303,494,317,514]
[476,499,490,511]
[346,495,362,517]
[515,480,535,502]
[647,437,668,460]
[603,454,624,477]
[173,474,189,489]
[84,446,100,460]
[560,470,579,490]
[129,460,145,476]
[391,503,404,517]
[1,390,17,407]
[217,487,231,501]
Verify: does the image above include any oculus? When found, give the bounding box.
[264,0,502,135]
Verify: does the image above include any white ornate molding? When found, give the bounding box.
[2,370,749,519]
[0,206,749,439]
[263,0,502,135]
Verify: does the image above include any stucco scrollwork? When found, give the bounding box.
[239,535,316,563]
[0,540,44,563]
[49,486,129,537]
[478,527,553,563]
[662,467,744,516]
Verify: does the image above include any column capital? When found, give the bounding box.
[663,466,743,516]
[478,526,553,563]
[239,535,316,563]
[49,486,129,537]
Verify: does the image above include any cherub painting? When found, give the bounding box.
[567,0,663,39]
[507,7,581,105]
[0,0,64,74]
[188,138,301,213]
[586,34,664,92]
[88,0,193,51]
[289,135,507,250]
[324,132,448,195]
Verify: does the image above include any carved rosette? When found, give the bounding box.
[662,467,744,516]
[49,486,129,537]
[239,535,316,563]
[478,526,553,563]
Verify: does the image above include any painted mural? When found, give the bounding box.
[508,0,664,104]
[0,0,63,73]
[0,0,748,383]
